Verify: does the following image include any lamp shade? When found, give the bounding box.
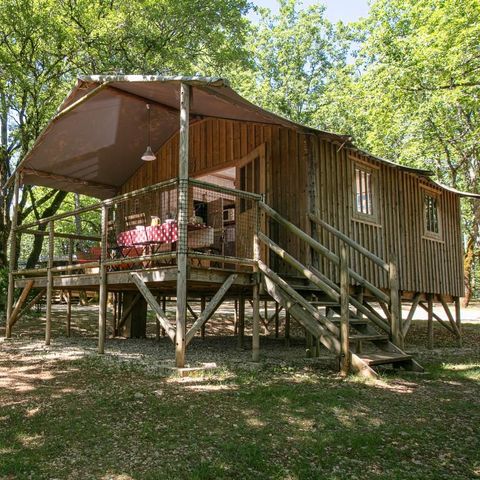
[141,145,156,161]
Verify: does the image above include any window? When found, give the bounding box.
[354,164,376,220]
[424,192,441,238]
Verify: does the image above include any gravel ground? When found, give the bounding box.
[1,299,478,374]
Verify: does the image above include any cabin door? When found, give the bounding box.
[235,144,266,260]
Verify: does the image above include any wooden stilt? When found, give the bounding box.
[162,297,167,336]
[454,296,462,347]
[252,230,260,362]
[5,172,20,339]
[427,293,434,349]
[284,311,290,347]
[98,205,108,353]
[233,299,238,335]
[339,244,350,376]
[263,301,268,335]
[274,302,279,338]
[175,82,190,368]
[389,252,403,349]
[45,221,54,346]
[66,290,72,337]
[155,295,161,341]
[200,297,206,339]
[238,295,245,349]
[306,331,313,358]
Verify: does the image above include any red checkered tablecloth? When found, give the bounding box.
[117,222,178,246]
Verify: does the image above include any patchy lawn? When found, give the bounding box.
[0,304,479,479]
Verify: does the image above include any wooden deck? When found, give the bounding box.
[14,265,255,295]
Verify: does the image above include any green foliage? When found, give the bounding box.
[233,0,348,125]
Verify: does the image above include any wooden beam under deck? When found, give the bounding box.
[14,266,254,293]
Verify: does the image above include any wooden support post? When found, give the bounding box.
[389,252,403,349]
[454,296,462,346]
[116,292,142,332]
[237,295,245,349]
[5,172,20,338]
[339,244,350,376]
[66,291,72,337]
[284,311,291,347]
[263,301,268,335]
[45,221,54,345]
[98,205,108,354]
[274,302,280,339]
[200,297,206,339]
[305,331,313,358]
[427,293,434,349]
[233,299,238,335]
[162,297,167,336]
[155,294,162,341]
[252,230,260,362]
[175,82,190,368]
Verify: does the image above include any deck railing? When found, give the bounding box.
[12,177,262,280]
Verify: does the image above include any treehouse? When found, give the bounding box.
[4,76,476,376]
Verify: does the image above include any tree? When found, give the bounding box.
[0,0,252,270]
[233,0,348,126]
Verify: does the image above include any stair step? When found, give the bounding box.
[309,301,339,306]
[349,334,389,342]
[329,318,368,326]
[359,352,412,366]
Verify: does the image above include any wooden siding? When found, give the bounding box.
[120,117,464,297]
[314,139,464,297]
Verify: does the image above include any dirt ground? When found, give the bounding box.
[1,299,479,368]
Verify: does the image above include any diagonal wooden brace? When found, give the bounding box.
[6,280,35,336]
[130,272,176,342]
[186,274,238,345]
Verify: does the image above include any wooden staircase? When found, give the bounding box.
[256,201,423,377]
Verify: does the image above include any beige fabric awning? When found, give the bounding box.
[16,75,344,199]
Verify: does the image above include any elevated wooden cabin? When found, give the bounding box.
[5,76,475,375]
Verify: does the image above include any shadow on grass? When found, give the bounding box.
[1,339,479,480]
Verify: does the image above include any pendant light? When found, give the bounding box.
[141,104,156,161]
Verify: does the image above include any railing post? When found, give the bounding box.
[340,243,350,376]
[389,252,403,348]
[175,82,190,368]
[45,220,54,345]
[5,172,20,338]
[98,205,108,354]
[252,201,261,362]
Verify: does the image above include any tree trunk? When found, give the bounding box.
[25,190,68,269]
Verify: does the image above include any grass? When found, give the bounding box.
[0,306,479,479]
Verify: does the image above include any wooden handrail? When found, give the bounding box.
[257,232,391,333]
[22,229,101,242]
[308,213,389,272]
[259,201,390,304]
[16,178,179,231]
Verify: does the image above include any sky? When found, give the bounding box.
[250,0,370,23]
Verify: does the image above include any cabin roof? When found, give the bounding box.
[9,75,478,199]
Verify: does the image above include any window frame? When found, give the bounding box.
[352,162,379,224]
[422,187,443,240]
